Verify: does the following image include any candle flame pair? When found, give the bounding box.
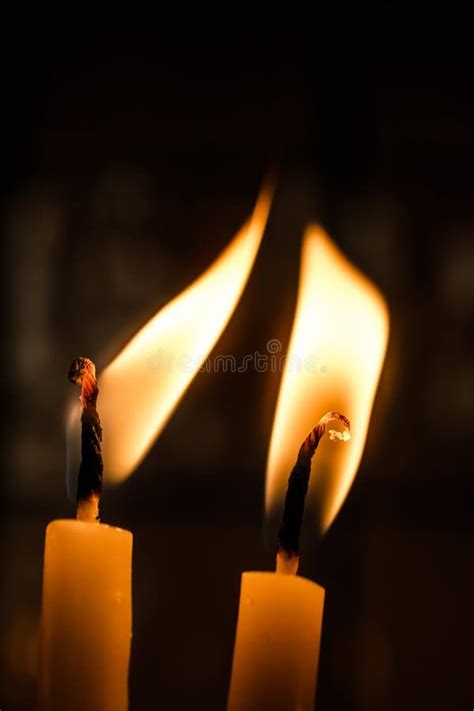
[57,185,388,711]
[67,185,388,543]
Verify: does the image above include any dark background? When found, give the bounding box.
[1,21,473,711]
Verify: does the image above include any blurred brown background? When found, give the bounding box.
[1,20,473,711]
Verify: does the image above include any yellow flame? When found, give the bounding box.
[265,226,389,535]
[95,188,272,483]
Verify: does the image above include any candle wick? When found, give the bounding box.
[68,357,103,522]
[276,411,351,575]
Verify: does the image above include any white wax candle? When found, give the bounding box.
[227,572,324,711]
[37,519,132,711]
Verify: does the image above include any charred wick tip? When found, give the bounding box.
[298,411,351,461]
[277,411,350,573]
[68,356,95,385]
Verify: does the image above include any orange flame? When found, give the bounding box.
[265,226,389,535]
[67,188,272,488]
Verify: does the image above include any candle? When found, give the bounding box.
[40,187,271,708]
[38,358,132,711]
[227,226,389,711]
[227,573,324,711]
[37,520,132,711]
[38,187,272,708]
[227,415,349,711]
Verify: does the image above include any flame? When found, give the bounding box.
[67,188,272,488]
[265,226,389,535]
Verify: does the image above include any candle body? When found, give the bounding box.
[37,520,132,711]
[227,572,324,711]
